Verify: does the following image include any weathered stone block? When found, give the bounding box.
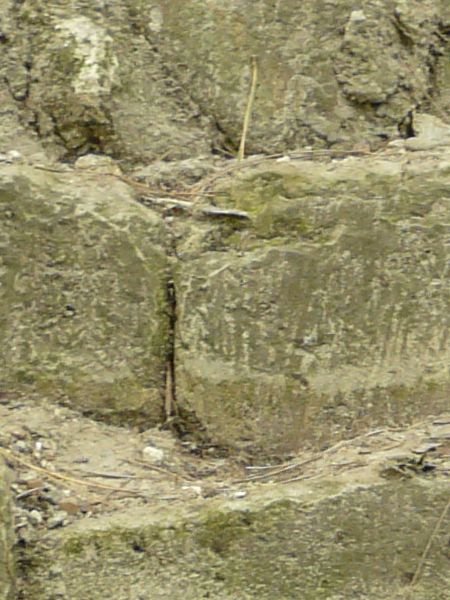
[0,165,169,426]
[18,479,450,600]
[1,1,449,161]
[175,150,450,455]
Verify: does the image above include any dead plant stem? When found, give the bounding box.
[237,55,258,161]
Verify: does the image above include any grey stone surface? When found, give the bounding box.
[0,1,449,163]
[19,477,450,600]
[174,147,450,455]
[0,165,169,426]
[0,459,14,600]
[0,1,448,597]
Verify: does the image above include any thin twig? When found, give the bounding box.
[238,55,258,161]
[164,358,177,419]
[34,165,217,199]
[101,478,133,503]
[234,456,319,484]
[16,487,44,500]
[280,472,322,485]
[236,421,442,486]
[76,470,137,480]
[125,458,195,483]
[117,175,216,198]
[36,147,375,207]
[0,448,143,495]
[406,495,450,595]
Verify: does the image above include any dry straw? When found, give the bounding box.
[237,55,258,161]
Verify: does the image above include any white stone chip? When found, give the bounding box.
[142,446,165,464]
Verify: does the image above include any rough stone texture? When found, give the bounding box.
[0,1,449,163]
[0,459,14,600]
[156,0,450,154]
[0,165,169,426]
[19,477,450,600]
[175,145,450,456]
[0,1,448,597]
[0,0,213,163]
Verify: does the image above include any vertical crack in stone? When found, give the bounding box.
[157,215,216,449]
[164,275,178,421]
[159,221,213,450]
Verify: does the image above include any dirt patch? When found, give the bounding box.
[1,395,449,526]
[1,395,449,598]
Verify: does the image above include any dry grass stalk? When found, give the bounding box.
[237,55,258,161]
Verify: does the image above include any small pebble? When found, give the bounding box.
[28,509,44,526]
[181,485,202,497]
[14,440,28,453]
[0,150,23,163]
[232,490,247,499]
[349,10,366,23]
[49,566,63,578]
[11,428,27,440]
[47,511,68,529]
[142,446,164,464]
